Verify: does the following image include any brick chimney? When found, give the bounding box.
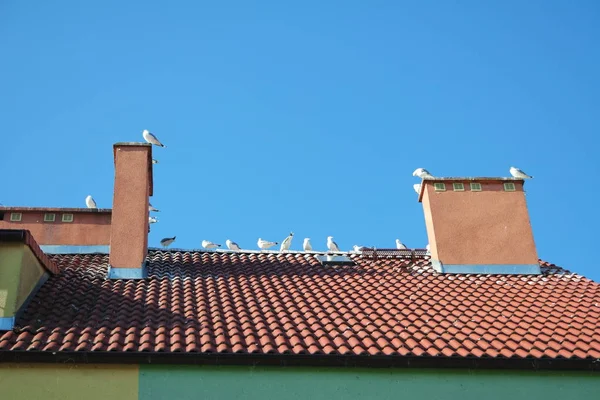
[418,177,540,274]
[108,143,153,279]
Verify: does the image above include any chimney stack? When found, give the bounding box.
[418,177,540,274]
[108,143,153,279]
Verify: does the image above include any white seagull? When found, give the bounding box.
[149,216,159,224]
[226,239,241,251]
[280,232,294,252]
[149,203,160,212]
[303,238,313,252]
[412,168,434,179]
[327,236,340,252]
[257,238,278,250]
[396,239,407,250]
[413,183,421,194]
[202,240,221,249]
[85,195,97,209]
[509,166,533,179]
[426,243,431,255]
[152,159,159,164]
[142,129,166,147]
[160,236,176,248]
[353,245,368,252]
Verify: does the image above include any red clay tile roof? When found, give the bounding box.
[1,250,599,364]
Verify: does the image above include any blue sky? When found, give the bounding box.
[1,1,599,280]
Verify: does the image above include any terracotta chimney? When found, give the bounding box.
[108,143,153,279]
[418,177,540,274]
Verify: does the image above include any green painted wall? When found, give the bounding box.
[139,365,600,400]
[0,243,23,317]
[0,363,138,400]
[0,243,45,318]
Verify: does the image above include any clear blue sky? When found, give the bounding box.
[1,1,599,280]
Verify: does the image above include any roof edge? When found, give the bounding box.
[0,352,598,371]
[0,207,111,213]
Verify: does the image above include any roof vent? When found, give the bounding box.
[316,254,355,266]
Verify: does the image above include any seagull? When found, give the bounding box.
[280,232,294,252]
[149,216,159,224]
[509,166,533,179]
[257,238,278,250]
[202,240,221,249]
[327,236,340,252]
[413,183,421,194]
[149,203,160,212]
[396,239,407,250]
[226,239,241,251]
[412,168,434,179]
[353,245,368,252]
[303,238,313,252]
[142,129,166,147]
[152,159,159,164]
[85,195,97,209]
[160,236,176,248]
[426,243,431,255]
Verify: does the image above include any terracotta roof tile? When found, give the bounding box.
[0,250,599,362]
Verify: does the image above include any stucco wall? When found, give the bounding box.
[0,364,598,399]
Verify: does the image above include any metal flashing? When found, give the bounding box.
[432,259,541,274]
[40,245,110,254]
[107,261,148,279]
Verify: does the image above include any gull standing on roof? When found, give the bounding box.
[396,239,407,250]
[160,236,176,248]
[280,232,294,252]
[353,245,368,252]
[85,195,97,209]
[425,243,431,255]
[509,166,533,179]
[202,240,221,249]
[257,238,278,250]
[149,203,160,212]
[226,239,241,251]
[143,129,166,148]
[412,168,434,179]
[327,236,340,252]
[149,216,158,224]
[303,238,312,252]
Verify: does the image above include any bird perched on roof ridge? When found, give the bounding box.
[160,236,176,248]
[353,245,368,252]
[149,216,159,224]
[303,238,312,252]
[413,183,421,194]
[327,236,340,252]
[396,239,407,249]
[142,129,166,147]
[85,195,97,209]
[149,203,160,212]
[425,243,431,255]
[226,239,241,251]
[257,238,278,250]
[280,232,294,252]
[509,166,533,179]
[412,168,434,179]
[202,240,221,249]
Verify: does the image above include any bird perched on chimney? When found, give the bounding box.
[413,183,421,194]
[412,168,434,179]
[85,195,97,209]
[303,238,313,252]
[509,166,533,179]
[280,232,294,252]
[149,216,158,224]
[202,240,221,249]
[143,129,166,147]
[226,239,241,251]
[152,159,159,164]
[149,203,160,212]
[160,236,176,248]
[257,238,278,250]
[327,236,340,252]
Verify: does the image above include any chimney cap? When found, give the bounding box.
[417,177,526,202]
[112,142,153,197]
